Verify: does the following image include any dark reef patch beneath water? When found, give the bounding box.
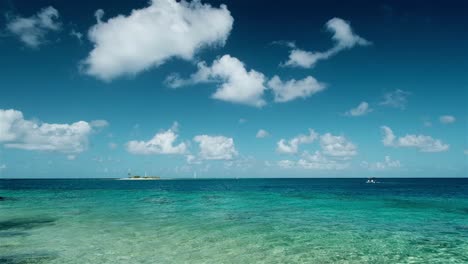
[0,218,56,231]
[0,252,57,264]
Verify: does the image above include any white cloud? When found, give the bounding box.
[267,75,326,103]
[320,133,357,158]
[67,155,76,160]
[82,0,233,81]
[0,164,6,170]
[298,151,350,170]
[464,150,468,155]
[256,129,269,138]
[361,156,401,170]
[379,89,411,109]
[439,115,456,124]
[126,122,187,155]
[6,6,61,48]
[193,135,238,160]
[108,142,118,150]
[276,130,358,170]
[167,55,267,107]
[277,159,296,169]
[381,126,449,152]
[278,151,350,170]
[345,102,372,116]
[186,154,201,164]
[70,29,83,43]
[423,120,432,127]
[238,118,247,124]
[0,109,92,153]
[276,129,318,154]
[90,119,109,128]
[283,17,370,68]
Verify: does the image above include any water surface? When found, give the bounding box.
[1,178,467,263]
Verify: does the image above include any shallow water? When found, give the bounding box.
[1,178,467,263]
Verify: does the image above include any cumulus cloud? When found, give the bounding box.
[278,151,350,170]
[82,0,233,81]
[320,133,357,158]
[276,129,318,154]
[167,55,267,107]
[361,156,401,170]
[0,109,92,153]
[379,89,411,109]
[439,115,456,124]
[6,6,61,48]
[345,102,372,116]
[193,135,238,160]
[126,122,187,155]
[90,119,109,128]
[267,75,326,103]
[282,17,370,68]
[256,129,269,138]
[381,126,449,152]
[277,159,296,169]
[276,129,358,170]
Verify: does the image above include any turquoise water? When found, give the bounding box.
[1,178,467,264]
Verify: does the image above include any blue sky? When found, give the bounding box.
[0,0,466,178]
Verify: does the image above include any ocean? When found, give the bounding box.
[1,178,467,263]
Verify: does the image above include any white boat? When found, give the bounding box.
[366,177,377,184]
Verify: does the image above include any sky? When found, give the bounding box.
[0,0,467,178]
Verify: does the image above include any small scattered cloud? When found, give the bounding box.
[167,55,267,107]
[256,129,269,138]
[277,159,296,169]
[278,151,350,170]
[381,126,449,152]
[0,109,92,153]
[276,129,357,159]
[108,142,118,150]
[0,164,6,170]
[70,29,83,43]
[268,75,326,103]
[345,102,372,116]
[67,155,76,160]
[193,135,238,160]
[276,129,358,170]
[238,118,247,124]
[379,89,411,109]
[276,129,318,154]
[320,133,357,158]
[90,119,109,128]
[82,0,233,81]
[6,6,61,48]
[282,17,370,68]
[439,115,456,124]
[126,122,187,155]
[361,156,401,170]
[423,120,432,127]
